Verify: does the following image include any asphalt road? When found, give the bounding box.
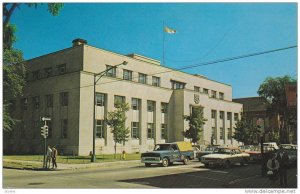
[3,161,297,189]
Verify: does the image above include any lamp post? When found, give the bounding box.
[91,61,128,162]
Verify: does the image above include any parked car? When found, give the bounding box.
[200,147,250,168]
[196,145,220,161]
[245,146,276,162]
[141,141,194,167]
[263,142,279,150]
[238,145,254,152]
[280,145,297,167]
[192,146,200,159]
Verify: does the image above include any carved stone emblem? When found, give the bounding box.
[194,94,200,104]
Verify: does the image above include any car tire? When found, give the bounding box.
[183,157,189,165]
[145,163,151,167]
[240,158,248,166]
[161,158,169,167]
[224,161,230,169]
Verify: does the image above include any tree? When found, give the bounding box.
[257,75,296,143]
[3,3,63,132]
[106,102,130,159]
[183,107,207,144]
[233,116,251,144]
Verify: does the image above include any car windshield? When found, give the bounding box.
[205,147,215,151]
[154,144,171,151]
[213,148,231,154]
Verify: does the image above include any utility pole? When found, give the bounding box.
[40,117,51,168]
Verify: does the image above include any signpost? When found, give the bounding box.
[40,117,51,168]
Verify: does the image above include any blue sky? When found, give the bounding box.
[10,3,297,98]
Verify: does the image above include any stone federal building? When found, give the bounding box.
[4,39,243,155]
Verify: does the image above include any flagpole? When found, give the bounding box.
[163,21,165,65]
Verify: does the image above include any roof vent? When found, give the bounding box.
[72,38,87,47]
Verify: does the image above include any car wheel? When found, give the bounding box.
[183,157,189,165]
[240,158,248,166]
[145,163,151,167]
[161,158,169,167]
[224,161,230,169]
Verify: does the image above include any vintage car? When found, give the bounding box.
[280,145,297,167]
[141,142,194,167]
[246,146,276,162]
[238,145,254,152]
[196,145,220,161]
[200,147,250,168]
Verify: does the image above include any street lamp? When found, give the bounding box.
[91,61,128,162]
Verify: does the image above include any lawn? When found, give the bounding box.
[3,153,141,164]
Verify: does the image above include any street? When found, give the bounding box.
[3,161,297,189]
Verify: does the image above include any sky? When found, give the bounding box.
[10,3,297,98]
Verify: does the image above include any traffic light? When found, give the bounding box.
[41,125,49,138]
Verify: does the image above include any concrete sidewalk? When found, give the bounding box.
[3,158,142,170]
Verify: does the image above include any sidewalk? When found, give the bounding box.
[3,158,142,170]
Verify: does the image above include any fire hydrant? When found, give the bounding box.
[122,150,126,160]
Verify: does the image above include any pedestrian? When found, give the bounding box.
[51,146,58,169]
[266,153,279,186]
[277,146,289,187]
[46,146,52,169]
[122,150,126,160]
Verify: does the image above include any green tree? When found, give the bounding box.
[257,75,296,143]
[183,107,207,144]
[106,102,130,159]
[233,116,249,144]
[3,3,63,132]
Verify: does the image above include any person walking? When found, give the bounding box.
[266,153,279,187]
[277,146,289,187]
[46,146,52,169]
[51,146,58,169]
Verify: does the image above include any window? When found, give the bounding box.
[57,64,66,74]
[194,86,200,92]
[219,111,224,120]
[114,95,125,107]
[33,121,39,139]
[106,65,116,77]
[44,67,52,78]
[152,76,160,87]
[234,113,239,121]
[123,69,132,81]
[211,110,216,119]
[61,119,68,139]
[60,92,69,106]
[131,122,140,139]
[47,121,53,138]
[161,102,168,113]
[22,98,28,110]
[131,98,140,110]
[147,123,154,139]
[46,94,53,108]
[220,127,224,140]
[147,100,155,112]
[227,112,232,121]
[171,80,186,89]
[211,127,216,140]
[32,70,40,80]
[219,92,224,100]
[211,90,217,98]
[227,128,232,139]
[203,88,209,94]
[96,93,105,106]
[161,124,167,139]
[96,120,105,138]
[138,73,147,84]
[32,96,40,110]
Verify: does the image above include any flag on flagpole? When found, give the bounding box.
[164,26,176,34]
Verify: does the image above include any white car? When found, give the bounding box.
[200,147,250,168]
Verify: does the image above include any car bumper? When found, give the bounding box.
[201,160,223,167]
